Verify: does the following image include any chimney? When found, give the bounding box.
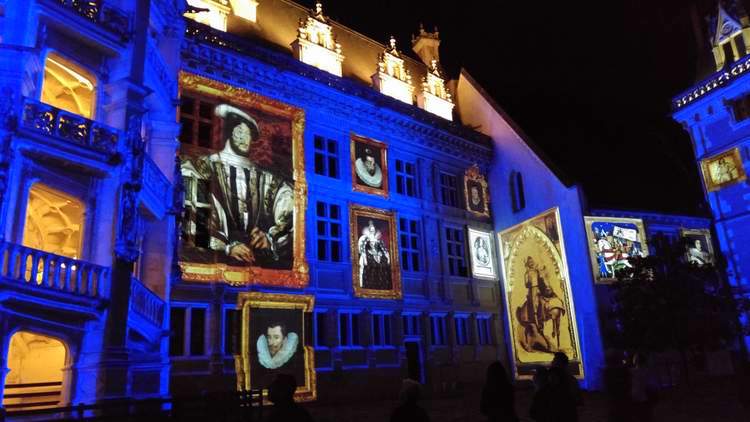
[411,23,441,66]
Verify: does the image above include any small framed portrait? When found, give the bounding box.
[351,134,388,197]
[235,292,316,402]
[467,227,497,280]
[701,147,747,192]
[350,205,402,299]
[464,165,490,217]
[680,228,715,267]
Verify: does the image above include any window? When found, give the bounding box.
[315,311,328,348]
[399,218,422,272]
[179,94,217,148]
[316,202,343,262]
[439,172,458,207]
[169,306,206,357]
[339,312,361,347]
[224,308,240,355]
[445,227,468,277]
[732,94,750,122]
[314,135,339,178]
[395,159,418,197]
[454,316,470,345]
[41,52,96,118]
[430,315,447,346]
[511,171,525,212]
[372,313,393,346]
[402,314,422,336]
[477,317,492,345]
[22,183,85,259]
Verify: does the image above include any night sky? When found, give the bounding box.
[303,0,724,216]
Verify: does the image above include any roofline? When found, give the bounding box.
[458,68,576,187]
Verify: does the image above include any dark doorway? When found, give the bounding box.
[405,341,423,383]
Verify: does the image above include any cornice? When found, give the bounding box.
[180,21,492,165]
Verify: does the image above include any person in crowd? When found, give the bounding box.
[390,378,430,422]
[480,361,518,422]
[630,352,658,422]
[602,349,632,422]
[267,374,314,422]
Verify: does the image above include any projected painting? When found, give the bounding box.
[681,228,715,267]
[236,292,316,402]
[467,227,497,280]
[178,73,308,287]
[350,205,402,299]
[701,147,747,192]
[464,165,490,218]
[351,134,388,197]
[584,216,648,283]
[499,208,583,380]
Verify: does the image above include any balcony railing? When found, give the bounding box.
[52,0,130,41]
[130,277,165,327]
[0,242,110,300]
[20,98,121,156]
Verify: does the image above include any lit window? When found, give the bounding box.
[316,201,343,262]
[439,172,458,207]
[23,183,84,259]
[314,135,339,178]
[399,218,422,272]
[4,331,66,410]
[395,159,418,197]
[41,53,96,119]
[445,227,468,277]
[372,313,393,346]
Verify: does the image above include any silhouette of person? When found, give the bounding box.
[630,353,658,422]
[389,379,430,422]
[530,364,578,422]
[267,374,314,422]
[480,361,518,422]
[602,349,632,422]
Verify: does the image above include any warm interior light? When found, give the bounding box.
[22,183,84,259]
[3,332,66,409]
[184,0,231,32]
[41,53,96,119]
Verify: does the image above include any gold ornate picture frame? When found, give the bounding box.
[464,165,490,218]
[701,147,747,192]
[177,72,309,288]
[351,134,389,197]
[583,216,649,284]
[498,207,583,380]
[350,205,402,299]
[235,292,316,402]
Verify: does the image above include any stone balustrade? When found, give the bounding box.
[0,241,110,299]
[130,277,165,327]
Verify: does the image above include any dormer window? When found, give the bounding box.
[41,53,96,119]
[372,37,414,105]
[711,4,748,70]
[292,2,344,77]
[417,60,454,120]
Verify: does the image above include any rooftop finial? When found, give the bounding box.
[389,35,397,50]
[315,1,323,17]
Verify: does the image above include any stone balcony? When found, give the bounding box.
[43,0,130,42]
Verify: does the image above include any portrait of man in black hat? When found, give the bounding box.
[187,103,295,269]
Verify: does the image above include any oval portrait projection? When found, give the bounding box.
[178,74,308,288]
[499,208,582,380]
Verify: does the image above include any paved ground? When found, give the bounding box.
[306,374,750,422]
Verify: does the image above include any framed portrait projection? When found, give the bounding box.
[701,147,747,192]
[467,227,497,280]
[681,228,715,267]
[351,134,388,197]
[350,205,402,299]
[235,292,316,402]
[584,216,649,284]
[498,208,583,380]
[464,165,490,217]
[178,73,308,288]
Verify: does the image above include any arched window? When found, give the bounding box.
[22,183,85,259]
[41,52,96,119]
[3,331,67,410]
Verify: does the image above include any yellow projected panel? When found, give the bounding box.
[23,183,84,259]
[498,207,583,380]
[41,53,96,118]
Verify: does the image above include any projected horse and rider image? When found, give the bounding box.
[584,216,649,284]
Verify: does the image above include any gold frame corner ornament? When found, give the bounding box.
[235,292,317,402]
[701,147,747,192]
[464,164,490,218]
[350,133,389,198]
[349,205,403,299]
[177,72,309,288]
